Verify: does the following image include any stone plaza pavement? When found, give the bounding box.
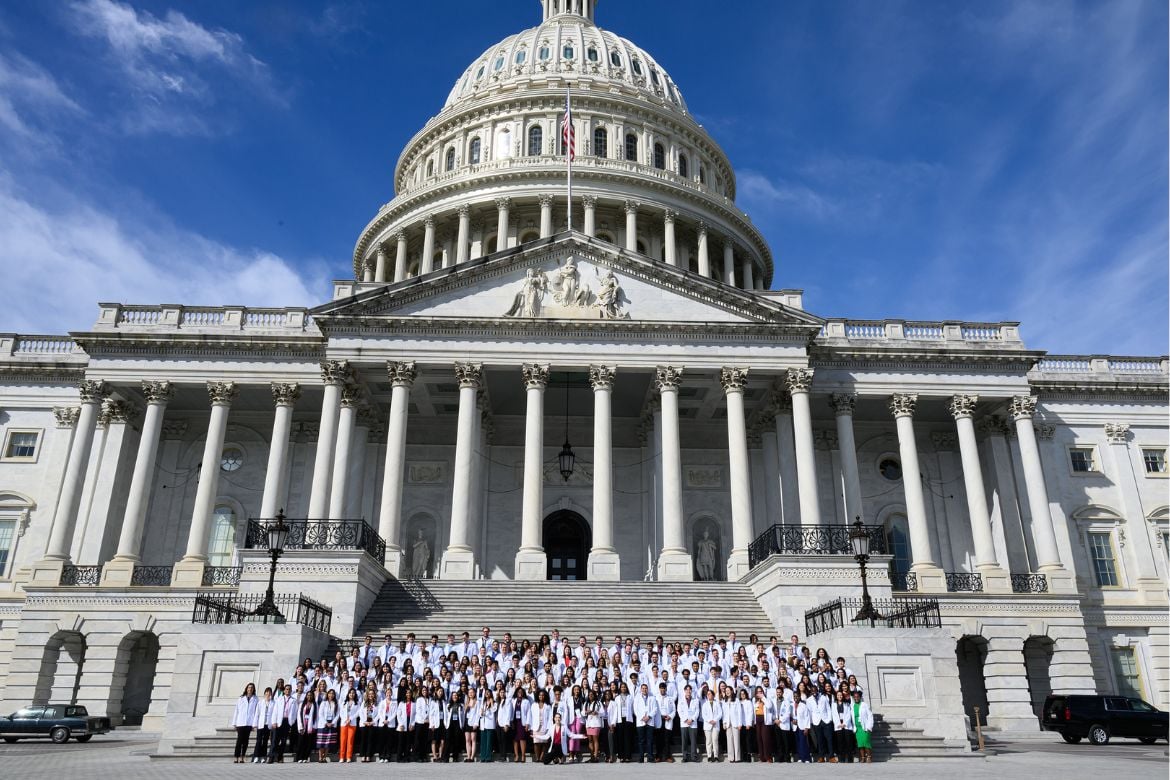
[0,732,1166,780]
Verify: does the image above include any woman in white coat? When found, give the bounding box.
[700,688,723,762]
[478,693,498,762]
[775,688,795,763]
[725,688,750,763]
[231,683,258,763]
[460,691,480,762]
[511,688,532,763]
[794,690,813,763]
[376,688,397,762]
[530,689,554,763]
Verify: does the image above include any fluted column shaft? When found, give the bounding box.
[394,231,408,282]
[723,242,735,286]
[328,388,359,519]
[374,247,387,283]
[515,364,550,579]
[831,394,863,524]
[260,384,300,518]
[44,383,107,561]
[378,363,415,574]
[723,368,753,578]
[184,383,238,560]
[114,382,172,561]
[950,395,999,569]
[1010,396,1062,570]
[655,366,691,581]
[582,195,596,237]
[891,394,936,569]
[448,364,482,552]
[307,362,349,519]
[539,196,554,238]
[421,217,436,274]
[591,367,615,551]
[787,369,821,526]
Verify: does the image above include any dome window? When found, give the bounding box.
[678,154,688,179]
[445,147,456,171]
[653,142,665,170]
[698,164,706,185]
[593,127,608,158]
[609,50,621,67]
[587,47,599,62]
[475,64,485,80]
[539,45,551,61]
[624,133,637,162]
[426,159,434,177]
[469,137,481,165]
[527,125,543,156]
[494,56,504,72]
[563,44,575,59]
[650,68,660,85]
[515,49,527,65]
[631,59,643,76]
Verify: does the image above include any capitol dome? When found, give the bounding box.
[351,0,774,292]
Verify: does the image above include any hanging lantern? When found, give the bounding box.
[558,438,576,481]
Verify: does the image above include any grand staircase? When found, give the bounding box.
[353,578,779,642]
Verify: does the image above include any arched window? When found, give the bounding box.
[475,64,485,80]
[539,45,551,61]
[698,164,706,185]
[624,133,637,162]
[520,230,540,244]
[678,154,688,179]
[208,506,237,567]
[445,147,456,171]
[609,50,621,67]
[469,137,481,165]
[593,127,607,158]
[528,125,543,156]
[650,68,660,85]
[587,47,599,63]
[493,55,505,72]
[563,45,575,60]
[515,49,527,65]
[426,159,434,177]
[631,59,643,76]
[653,142,665,170]
[485,235,498,254]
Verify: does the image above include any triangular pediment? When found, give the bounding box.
[315,232,823,332]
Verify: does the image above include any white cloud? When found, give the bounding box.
[0,173,325,335]
[738,169,837,221]
[0,52,81,140]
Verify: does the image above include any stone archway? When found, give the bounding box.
[544,510,590,581]
[956,635,990,728]
[1024,636,1055,720]
[34,630,87,705]
[106,631,160,726]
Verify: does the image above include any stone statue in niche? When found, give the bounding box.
[504,268,548,317]
[594,270,630,319]
[410,529,431,579]
[695,529,718,581]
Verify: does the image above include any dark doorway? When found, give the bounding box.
[544,510,591,580]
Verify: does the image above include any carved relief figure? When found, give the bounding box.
[551,256,591,306]
[410,529,431,579]
[595,270,629,319]
[695,529,718,581]
[504,268,548,317]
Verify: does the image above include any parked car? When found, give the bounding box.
[1042,694,1168,745]
[0,704,112,744]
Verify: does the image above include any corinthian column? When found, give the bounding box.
[373,246,387,282]
[495,197,511,249]
[378,362,415,576]
[1009,395,1073,592]
[421,215,436,274]
[723,241,736,286]
[587,365,620,580]
[624,200,639,251]
[515,363,550,579]
[259,383,300,519]
[307,361,350,519]
[393,230,408,282]
[539,194,555,238]
[950,395,1009,591]
[102,381,173,586]
[582,195,597,237]
[655,366,693,581]
[663,209,677,266]
[831,393,863,527]
[328,385,361,519]
[890,393,945,589]
[786,369,821,526]
[696,222,710,277]
[456,204,471,264]
[442,362,482,579]
[722,367,754,579]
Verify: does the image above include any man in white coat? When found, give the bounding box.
[677,685,701,762]
[655,681,676,762]
[633,683,658,763]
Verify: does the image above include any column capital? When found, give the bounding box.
[270,382,301,407]
[53,406,81,428]
[581,194,597,208]
[423,214,435,229]
[78,380,110,404]
[948,394,979,419]
[719,366,749,392]
[340,385,362,408]
[375,245,386,258]
[538,193,555,208]
[663,209,677,224]
[696,220,708,237]
[623,199,640,214]
[455,362,484,389]
[889,393,918,418]
[102,399,138,425]
[494,196,511,210]
[784,368,814,394]
[387,361,417,387]
[1008,394,1037,421]
[356,406,381,430]
[655,365,684,391]
[321,360,352,385]
[206,381,238,407]
[769,388,793,415]
[141,380,174,405]
[394,229,407,243]
[829,392,856,415]
[521,362,550,390]
[814,429,839,451]
[589,364,616,390]
[1104,422,1131,444]
[457,203,471,218]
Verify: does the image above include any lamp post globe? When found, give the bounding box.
[850,515,880,626]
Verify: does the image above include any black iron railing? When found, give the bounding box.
[1010,573,1048,593]
[945,572,984,592]
[805,596,942,637]
[191,590,332,633]
[245,519,386,565]
[889,569,918,592]
[748,524,887,568]
[201,565,243,587]
[130,565,174,586]
[60,564,101,586]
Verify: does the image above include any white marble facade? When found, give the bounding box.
[0,0,1166,737]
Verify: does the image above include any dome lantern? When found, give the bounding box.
[542,0,596,23]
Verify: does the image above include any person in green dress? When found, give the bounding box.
[851,690,874,763]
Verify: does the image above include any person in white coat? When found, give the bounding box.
[376,689,397,762]
[775,688,795,763]
[251,687,277,763]
[677,685,701,762]
[726,688,751,763]
[632,683,658,763]
[655,681,676,762]
[530,689,554,763]
[794,690,813,763]
[231,683,258,763]
[478,694,498,762]
[700,688,723,762]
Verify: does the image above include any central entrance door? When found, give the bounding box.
[543,510,591,581]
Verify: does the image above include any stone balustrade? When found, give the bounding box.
[92,304,317,334]
[817,319,1024,347]
[1032,355,1169,378]
[0,334,85,360]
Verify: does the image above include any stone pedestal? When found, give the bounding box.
[586,550,620,581]
[977,564,1011,594]
[910,564,947,594]
[100,559,137,588]
[170,559,206,588]
[27,559,65,586]
[383,546,404,579]
[725,549,751,582]
[514,549,547,580]
[657,549,694,582]
[439,548,476,580]
[1042,567,1079,596]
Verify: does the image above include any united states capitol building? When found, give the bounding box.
[0,0,1165,753]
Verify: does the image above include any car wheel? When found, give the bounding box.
[1138,737,1158,745]
[75,735,92,743]
[1087,724,1109,746]
[3,738,16,744]
[49,727,69,744]
[1060,733,1082,744]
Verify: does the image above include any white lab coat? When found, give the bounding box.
[530,702,553,741]
[232,695,258,728]
[677,697,701,729]
[777,698,795,730]
[251,698,276,729]
[496,698,514,729]
[377,699,397,729]
[727,699,751,729]
[854,701,874,732]
[700,700,722,728]
[632,694,658,727]
[795,701,812,730]
[656,693,676,729]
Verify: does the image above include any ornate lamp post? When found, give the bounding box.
[849,516,881,626]
[252,510,290,624]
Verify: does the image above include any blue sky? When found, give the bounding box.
[0,0,1165,356]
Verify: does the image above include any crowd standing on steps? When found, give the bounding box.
[230,628,876,764]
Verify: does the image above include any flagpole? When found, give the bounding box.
[566,85,573,233]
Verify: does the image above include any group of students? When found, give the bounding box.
[230,628,876,765]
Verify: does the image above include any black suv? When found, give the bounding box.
[1042,694,1168,745]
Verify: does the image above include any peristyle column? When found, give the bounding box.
[378,362,416,576]
[373,246,387,282]
[307,361,350,519]
[786,369,821,526]
[663,209,677,266]
[259,383,300,518]
[1009,396,1073,590]
[830,393,863,525]
[950,394,1009,591]
[696,222,710,277]
[515,363,550,579]
[722,368,754,579]
[624,200,639,251]
[108,381,173,568]
[393,230,408,282]
[328,385,361,519]
[539,194,554,238]
[442,362,482,579]
[587,365,620,580]
[421,215,436,274]
[723,241,736,286]
[890,394,944,587]
[494,197,511,250]
[582,195,597,237]
[456,204,471,264]
[655,366,693,581]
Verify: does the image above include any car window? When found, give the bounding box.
[1104,697,1131,711]
[1129,699,1155,713]
[64,706,87,717]
[13,707,43,719]
[42,706,62,718]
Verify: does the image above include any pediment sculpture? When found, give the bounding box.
[503,256,629,319]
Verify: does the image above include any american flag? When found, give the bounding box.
[562,92,575,161]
